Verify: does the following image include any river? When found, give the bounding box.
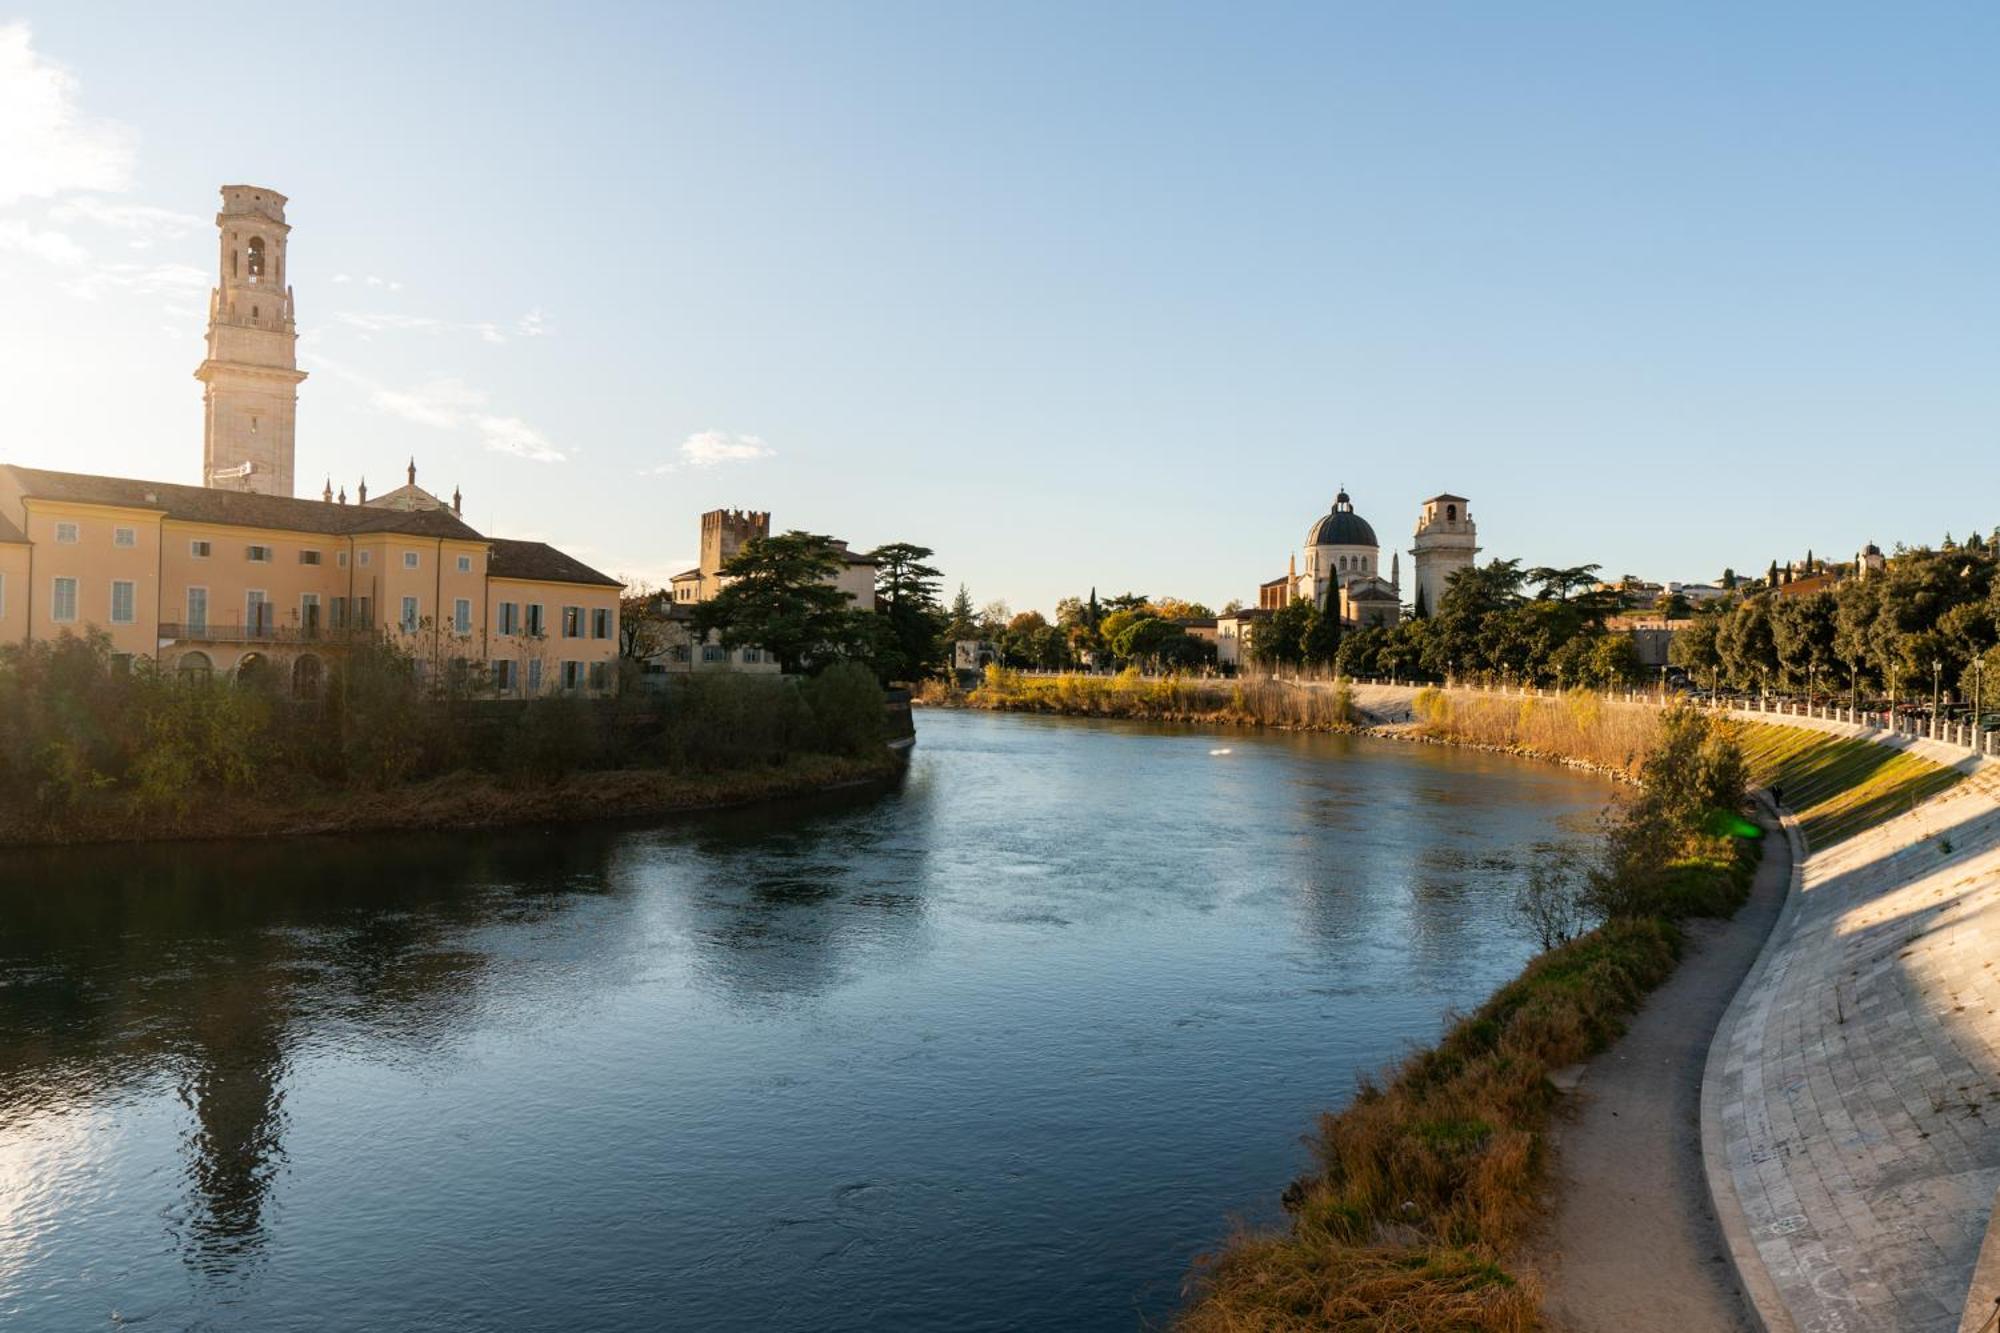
[0,709,1617,1332]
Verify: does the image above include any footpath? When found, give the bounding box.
[1525,798,1791,1331]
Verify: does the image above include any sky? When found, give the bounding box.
[2,3,1997,614]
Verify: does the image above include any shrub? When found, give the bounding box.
[504,694,602,784]
[802,660,886,755]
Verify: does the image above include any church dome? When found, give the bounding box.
[1306,490,1378,548]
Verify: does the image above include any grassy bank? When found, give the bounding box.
[1735,722,1963,848]
[1408,687,1661,780]
[1179,706,1760,1331]
[934,667,1357,729]
[0,749,905,848]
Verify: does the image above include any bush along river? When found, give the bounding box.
[0,708,1619,1332]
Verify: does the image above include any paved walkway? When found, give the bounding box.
[1529,801,1791,1331]
[1707,759,2000,1331]
[1520,792,1792,1320]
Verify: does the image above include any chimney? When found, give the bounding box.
[407,457,417,487]
[452,485,462,516]
[358,476,368,504]
[322,478,333,503]
[338,486,347,505]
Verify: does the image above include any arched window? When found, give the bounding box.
[236,652,270,687]
[292,654,324,699]
[1446,504,1458,521]
[246,236,266,280]
[177,650,213,681]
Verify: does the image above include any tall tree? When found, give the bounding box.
[691,531,873,675]
[871,542,946,682]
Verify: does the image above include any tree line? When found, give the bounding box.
[1670,532,2000,706]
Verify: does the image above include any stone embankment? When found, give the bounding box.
[1704,723,2000,1333]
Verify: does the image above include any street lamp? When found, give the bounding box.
[1933,658,1944,736]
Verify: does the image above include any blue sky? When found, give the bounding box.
[2,3,1996,612]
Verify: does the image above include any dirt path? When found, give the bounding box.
[1527,801,1793,1332]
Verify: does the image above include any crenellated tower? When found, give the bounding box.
[196,185,307,496]
[699,508,771,576]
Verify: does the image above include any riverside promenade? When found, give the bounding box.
[1340,679,2000,1329]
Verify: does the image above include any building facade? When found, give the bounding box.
[0,184,619,696]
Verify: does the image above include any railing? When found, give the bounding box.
[158,621,370,645]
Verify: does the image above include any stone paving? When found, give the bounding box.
[1709,754,2000,1332]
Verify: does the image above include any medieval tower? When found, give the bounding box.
[196,185,306,496]
[1410,493,1479,617]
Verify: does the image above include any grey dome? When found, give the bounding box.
[1306,490,1378,548]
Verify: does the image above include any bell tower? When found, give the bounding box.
[196,185,306,496]
[1410,493,1479,617]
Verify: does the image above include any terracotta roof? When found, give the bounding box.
[670,567,702,581]
[3,465,483,540]
[0,513,25,544]
[487,538,622,588]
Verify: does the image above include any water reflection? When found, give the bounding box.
[0,713,1616,1332]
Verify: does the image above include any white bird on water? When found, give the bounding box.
[1209,748,1232,756]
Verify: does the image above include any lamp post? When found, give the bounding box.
[1850,656,1860,718]
[1658,664,1668,704]
[1977,657,1988,754]
[1933,658,1944,738]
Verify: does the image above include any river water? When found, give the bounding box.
[0,710,1616,1332]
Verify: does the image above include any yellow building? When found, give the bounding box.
[0,183,619,695]
[0,465,621,696]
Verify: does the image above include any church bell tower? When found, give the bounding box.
[196,185,306,496]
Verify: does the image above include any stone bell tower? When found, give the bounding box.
[1411,493,1479,618]
[196,185,307,496]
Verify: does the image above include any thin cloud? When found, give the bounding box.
[0,24,134,207]
[337,309,544,345]
[49,196,204,247]
[0,217,87,266]
[350,370,568,464]
[650,429,774,474]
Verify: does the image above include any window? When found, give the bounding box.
[355,596,373,627]
[246,235,266,279]
[299,549,322,566]
[525,604,545,636]
[702,643,725,663]
[453,598,471,635]
[0,572,6,620]
[562,606,582,638]
[247,544,272,563]
[186,586,208,631]
[493,660,516,693]
[337,550,349,568]
[561,661,583,690]
[55,522,78,544]
[110,580,135,625]
[741,648,762,664]
[588,661,608,691]
[457,555,472,573]
[301,593,321,635]
[592,607,611,640]
[359,550,372,567]
[114,526,136,548]
[672,644,691,663]
[401,596,419,633]
[51,577,77,622]
[527,658,543,693]
[498,602,519,636]
[246,590,271,634]
[190,539,212,558]
[402,551,419,570]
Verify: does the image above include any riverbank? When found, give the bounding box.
[1524,796,1791,1331]
[0,749,907,848]
[1179,705,1762,1330]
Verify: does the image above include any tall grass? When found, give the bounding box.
[965,667,1357,729]
[1410,688,1661,779]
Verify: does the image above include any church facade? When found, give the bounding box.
[0,185,620,696]
[1217,489,1481,666]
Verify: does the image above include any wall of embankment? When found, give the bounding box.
[1293,680,2000,1331]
